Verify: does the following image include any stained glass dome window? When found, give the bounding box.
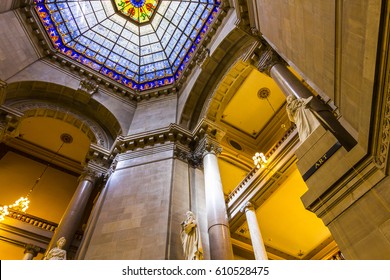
[113,0,160,24]
[33,0,222,92]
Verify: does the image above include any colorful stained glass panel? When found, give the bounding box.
[113,0,159,23]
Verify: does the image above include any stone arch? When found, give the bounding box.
[7,100,108,147]
[3,81,122,148]
[178,28,257,130]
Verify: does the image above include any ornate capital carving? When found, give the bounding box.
[250,41,285,77]
[174,145,203,169]
[195,135,222,158]
[24,244,41,257]
[255,46,284,76]
[196,46,210,67]
[79,167,101,183]
[78,78,99,95]
[241,201,255,213]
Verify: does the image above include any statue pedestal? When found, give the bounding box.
[295,126,348,216]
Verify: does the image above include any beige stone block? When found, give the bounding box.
[349,229,390,259]
[295,125,327,159]
[329,205,374,248]
[380,219,390,243]
[296,129,339,175]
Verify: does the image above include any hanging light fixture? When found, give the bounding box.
[0,133,72,221]
[252,152,268,169]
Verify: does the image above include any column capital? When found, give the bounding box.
[79,167,100,183]
[196,136,222,158]
[241,201,255,213]
[24,244,41,257]
[249,41,286,77]
[256,46,285,76]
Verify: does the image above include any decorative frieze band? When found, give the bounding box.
[112,119,225,169]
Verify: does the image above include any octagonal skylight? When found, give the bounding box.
[33,0,221,92]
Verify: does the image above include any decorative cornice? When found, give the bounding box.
[85,143,115,177]
[112,119,225,169]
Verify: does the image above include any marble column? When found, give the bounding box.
[256,46,356,151]
[202,142,234,260]
[23,244,41,260]
[44,169,99,256]
[242,202,268,260]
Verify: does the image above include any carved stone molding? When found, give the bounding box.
[196,46,210,67]
[0,105,23,142]
[78,78,99,96]
[114,123,195,154]
[174,145,204,168]
[374,73,390,170]
[85,143,115,178]
[113,119,224,169]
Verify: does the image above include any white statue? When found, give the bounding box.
[44,237,67,260]
[180,211,203,260]
[286,95,321,142]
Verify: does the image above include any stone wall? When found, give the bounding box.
[82,141,211,260]
[0,0,14,13]
[128,95,177,135]
[0,10,39,80]
[328,176,390,259]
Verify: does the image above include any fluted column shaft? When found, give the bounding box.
[203,150,234,260]
[45,170,98,255]
[242,202,268,260]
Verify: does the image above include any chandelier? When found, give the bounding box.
[0,133,72,221]
[252,152,268,169]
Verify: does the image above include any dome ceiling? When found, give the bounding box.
[33,0,221,92]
